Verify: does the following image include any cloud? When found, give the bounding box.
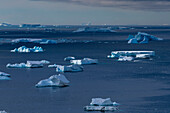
[31,0,170,11]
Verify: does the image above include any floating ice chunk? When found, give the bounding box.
[70,58,98,65]
[118,56,134,61]
[0,72,10,77]
[6,60,49,68]
[6,63,28,68]
[127,32,163,44]
[11,38,57,44]
[11,46,43,53]
[35,74,70,87]
[111,51,155,57]
[0,72,11,80]
[84,98,119,111]
[73,27,116,33]
[64,56,75,61]
[56,65,83,72]
[0,110,7,113]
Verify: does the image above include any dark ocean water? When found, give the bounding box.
[0,40,170,113]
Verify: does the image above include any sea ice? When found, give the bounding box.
[11,46,43,53]
[73,27,116,33]
[64,56,75,61]
[127,32,163,44]
[111,51,155,57]
[70,58,98,65]
[55,65,83,72]
[11,38,57,44]
[35,74,70,87]
[0,72,10,77]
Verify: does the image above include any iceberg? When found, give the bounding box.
[55,65,83,72]
[84,98,119,111]
[70,58,98,65]
[35,74,70,87]
[111,51,155,58]
[73,27,116,33]
[48,64,58,68]
[64,56,75,61]
[0,72,11,80]
[6,60,49,68]
[11,38,57,44]
[11,46,43,53]
[127,32,163,44]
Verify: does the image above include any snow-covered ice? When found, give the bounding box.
[64,56,75,61]
[35,74,70,87]
[0,72,10,77]
[55,65,83,72]
[70,58,98,65]
[90,98,116,106]
[11,46,43,53]
[127,32,163,44]
[111,51,155,57]
[6,63,28,68]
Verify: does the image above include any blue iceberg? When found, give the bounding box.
[127,32,163,44]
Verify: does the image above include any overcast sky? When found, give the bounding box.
[0,0,170,25]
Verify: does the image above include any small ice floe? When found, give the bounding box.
[55,65,83,72]
[64,56,75,61]
[84,98,119,111]
[35,74,70,87]
[107,51,155,61]
[70,58,98,65]
[0,72,11,80]
[11,38,57,44]
[6,60,49,68]
[0,110,7,113]
[127,32,163,44]
[11,46,43,53]
[118,56,134,61]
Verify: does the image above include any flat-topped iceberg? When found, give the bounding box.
[127,32,163,44]
[11,46,43,53]
[35,74,70,87]
[11,38,57,44]
[6,60,49,68]
[73,27,116,33]
[84,98,119,111]
[0,71,11,80]
[64,56,75,61]
[55,65,83,72]
[70,58,98,65]
[107,51,155,61]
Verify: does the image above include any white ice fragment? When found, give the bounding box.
[0,72,10,77]
[11,46,43,53]
[26,61,44,68]
[64,56,75,61]
[35,74,70,87]
[70,58,98,65]
[6,63,28,68]
[136,54,151,59]
[0,72,11,80]
[111,51,155,57]
[56,65,83,72]
[118,56,134,61]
